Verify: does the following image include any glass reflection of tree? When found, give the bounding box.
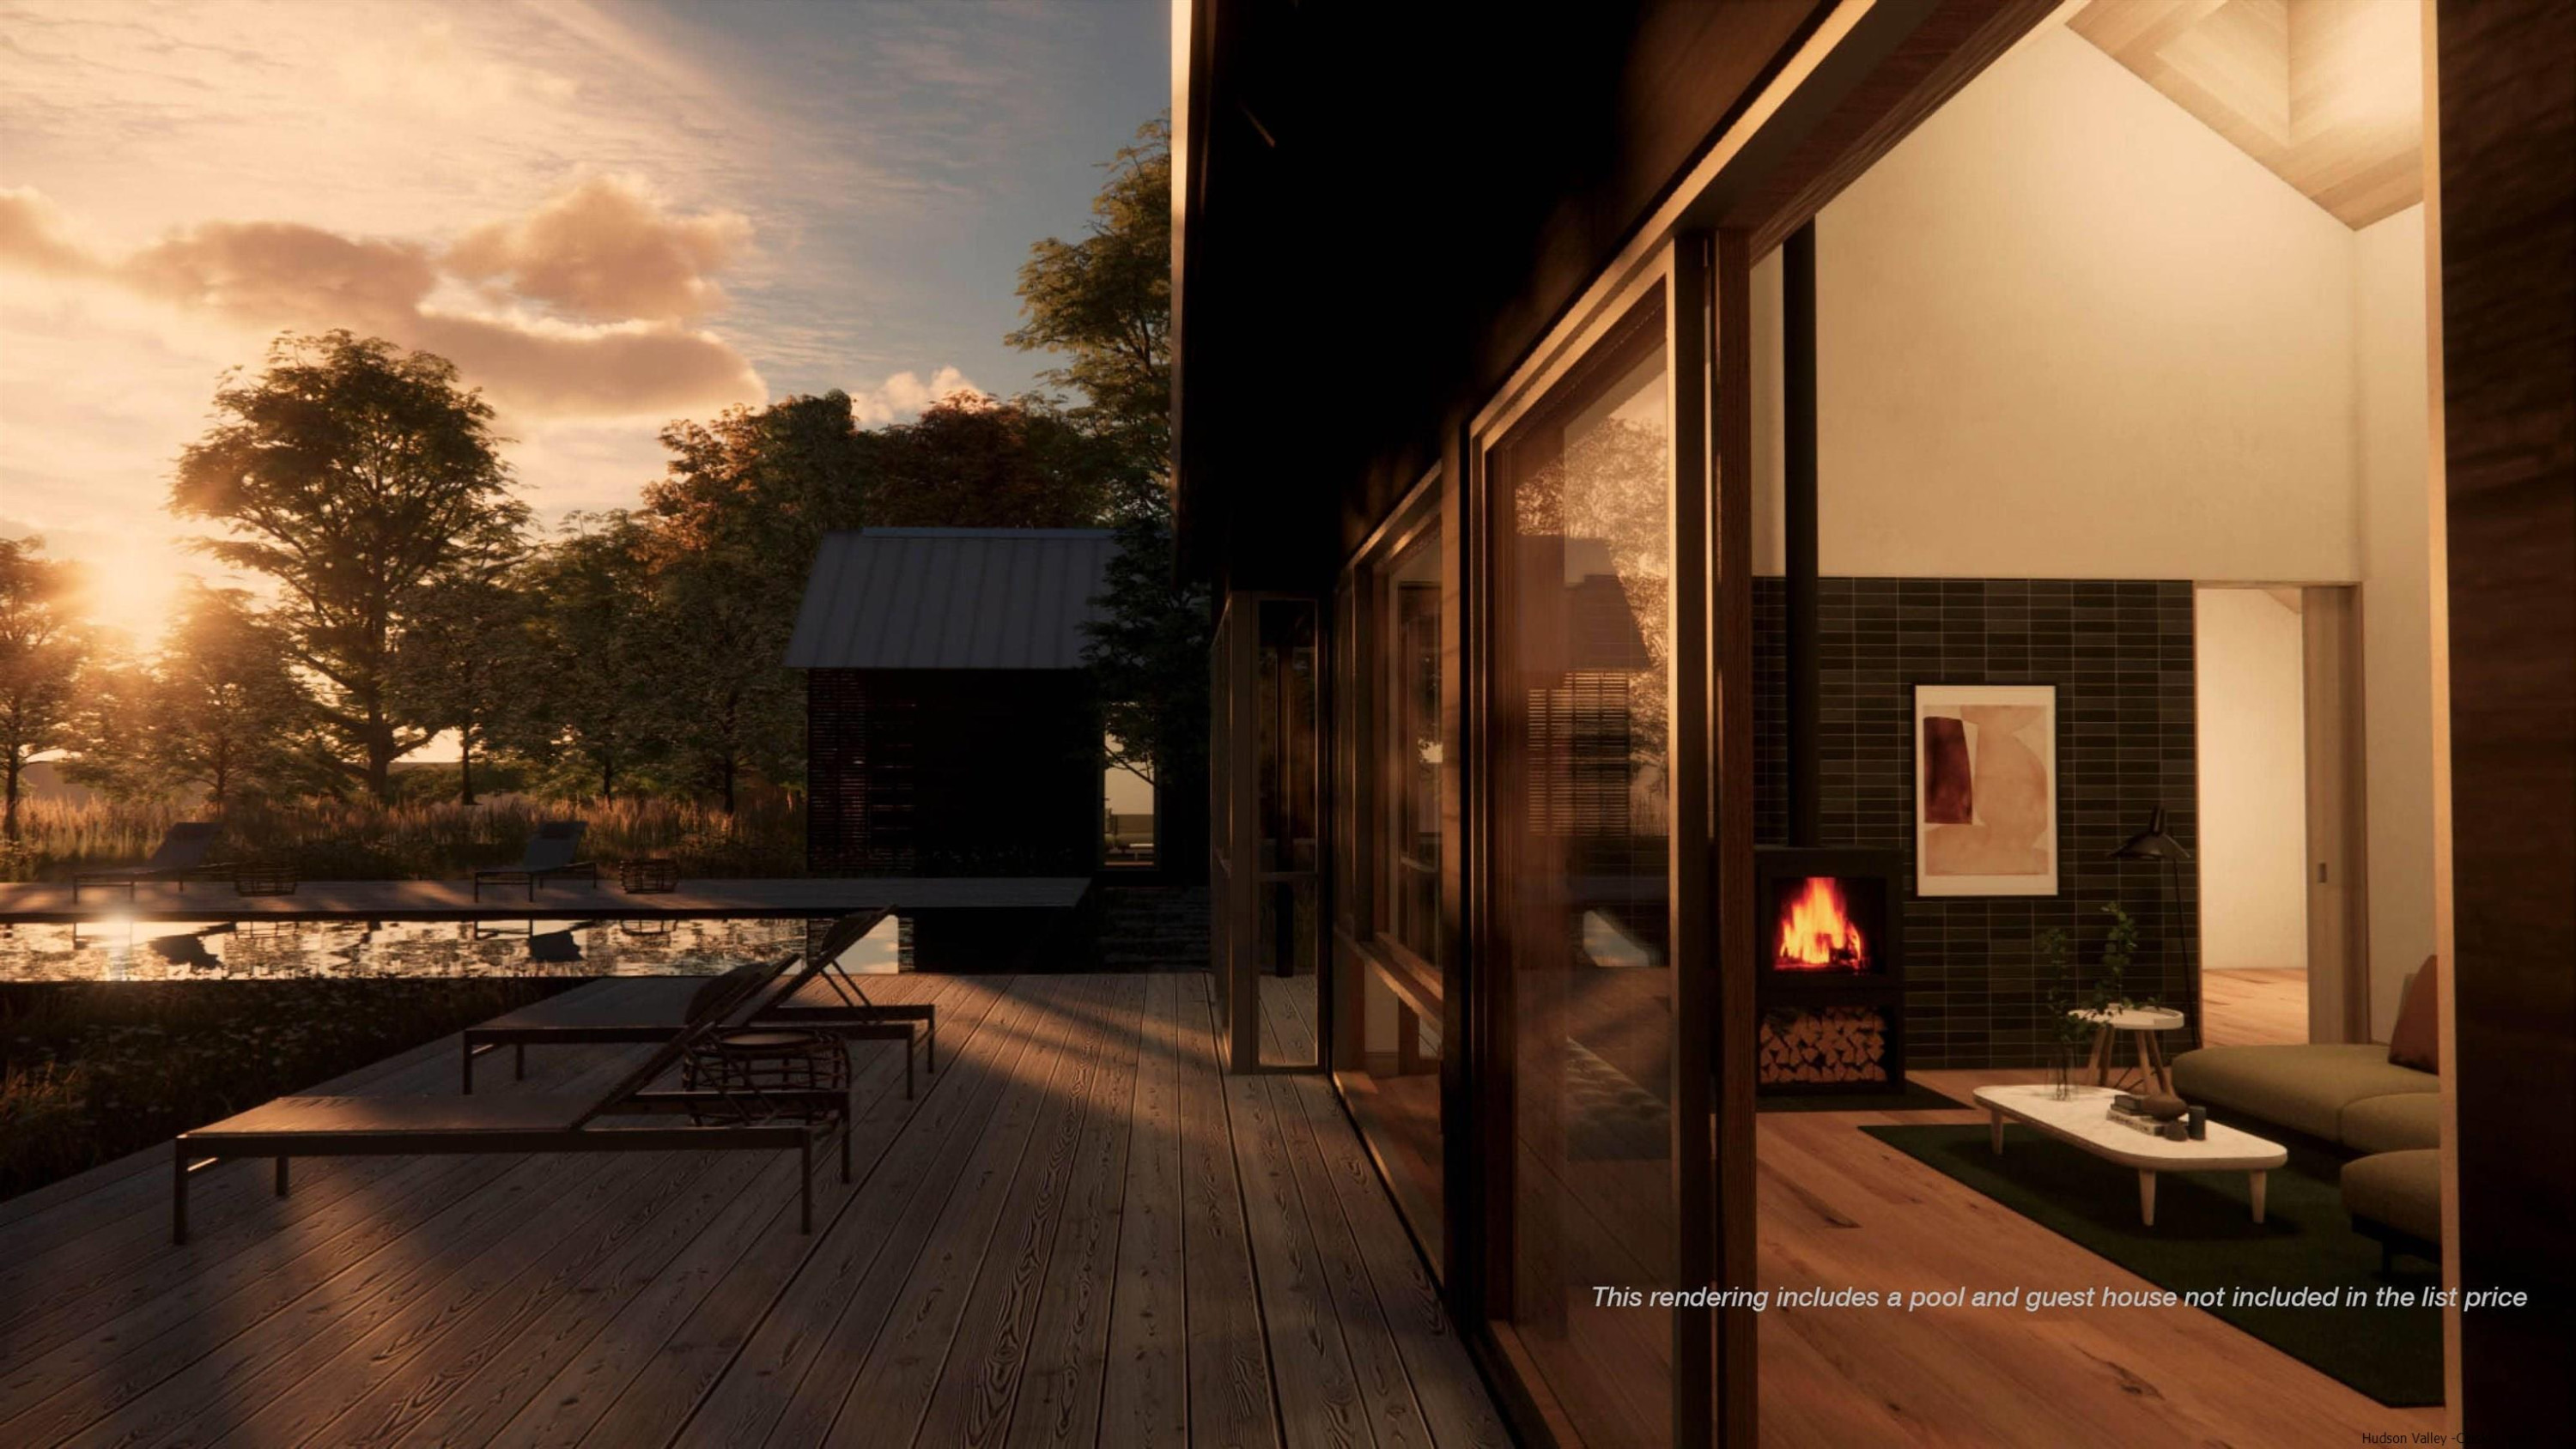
[1513,415,1671,828]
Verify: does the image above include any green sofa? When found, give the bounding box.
[2168,1041,2443,1269]
[2168,1043,2439,1147]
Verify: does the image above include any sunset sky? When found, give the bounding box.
[0,0,1167,644]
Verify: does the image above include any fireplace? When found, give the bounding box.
[1756,238,1906,1093]
[1754,846,1905,1091]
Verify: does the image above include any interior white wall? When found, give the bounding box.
[1744,26,2441,1038]
[2354,203,2440,1037]
[1750,28,2362,581]
[2195,588,2312,972]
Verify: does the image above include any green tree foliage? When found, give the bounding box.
[171,331,528,803]
[1013,115,1210,838]
[1083,513,1206,791]
[390,561,539,806]
[865,395,1125,528]
[519,513,666,800]
[1009,115,1172,517]
[0,537,89,840]
[639,392,866,811]
[143,586,313,808]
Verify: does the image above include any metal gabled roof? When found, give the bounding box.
[783,527,1119,670]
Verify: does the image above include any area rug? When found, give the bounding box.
[1862,1123,2442,1407]
[1755,1081,1963,1114]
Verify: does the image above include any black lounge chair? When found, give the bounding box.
[173,956,850,1244]
[460,909,935,1094]
[71,822,228,901]
[472,820,598,901]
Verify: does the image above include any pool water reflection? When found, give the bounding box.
[0,914,905,983]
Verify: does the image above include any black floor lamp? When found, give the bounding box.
[2109,805,2197,1047]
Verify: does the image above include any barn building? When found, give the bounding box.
[786,528,1117,877]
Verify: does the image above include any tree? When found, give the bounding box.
[1082,512,1210,794]
[143,586,312,808]
[1008,115,1172,518]
[520,513,666,800]
[172,330,526,803]
[1013,116,1211,871]
[640,394,866,811]
[647,543,805,814]
[390,561,538,805]
[864,394,1124,529]
[0,537,88,840]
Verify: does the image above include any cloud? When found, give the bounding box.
[446,175,751,322]
[411,312,762,418]
[0,189,95,276]
[0,184,762,420]
[848,364,981,426]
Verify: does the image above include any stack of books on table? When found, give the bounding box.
[2103,1095,2174,1137]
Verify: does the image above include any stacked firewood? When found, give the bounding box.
[1758,1007,1888,1083]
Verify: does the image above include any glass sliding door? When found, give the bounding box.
[1482,279,1695,1447]
[1212,591,1321,1070]
[1332,483,1452,1271]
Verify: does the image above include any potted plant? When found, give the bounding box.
[2039,927,2090,1099]
[2043,904,2160,1099]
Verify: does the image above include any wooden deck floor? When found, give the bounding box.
[0,876,1090,924]
[0,973,1506,1448]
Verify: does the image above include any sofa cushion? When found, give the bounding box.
[2170,1044,2439,1143]
[2388,956,2440,1072]
[2341,1092,2444,1154]
[2342,1149,2443,1246]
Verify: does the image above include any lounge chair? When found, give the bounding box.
[71,822,228,901]
[173,956,851,1244]
[461,908,935,1094]
[472,820,598,901]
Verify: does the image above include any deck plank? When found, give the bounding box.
[1264,983,1510,1449]
[786,974,1111,1446]
[662,974,1066,1449]
[483,974,969,1449]
[370,979,959,1448]
[1256,989,1428,1449]
[1230,1026,1369,1449]
[0,1046,649,1440]
[947,973,1147,1449]
[1178,973,1281,1449]
[0,974,1509,1449]
[1047,973,1183,1449]
[580,976,1035,1449]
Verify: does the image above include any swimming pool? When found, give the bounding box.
[0,913,905,983]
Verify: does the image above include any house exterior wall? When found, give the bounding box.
[805,668,1100,876]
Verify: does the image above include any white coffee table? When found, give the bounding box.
[1972,1084,2287,1228]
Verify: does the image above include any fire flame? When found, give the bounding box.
[1775,877,1868,972]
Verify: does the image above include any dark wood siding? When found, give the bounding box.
[1177,0,1826,592]
[2438,0,2576,1432]
[806,669,1102,876]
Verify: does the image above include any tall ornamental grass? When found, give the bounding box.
[0,793,806,882]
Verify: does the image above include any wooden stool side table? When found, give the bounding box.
[2070,1006,2187,1096]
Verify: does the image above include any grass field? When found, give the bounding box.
[0,793,807,882]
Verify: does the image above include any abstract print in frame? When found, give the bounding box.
[1913,683,2057,897]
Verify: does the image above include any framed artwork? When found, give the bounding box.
[1913,683,2057,897]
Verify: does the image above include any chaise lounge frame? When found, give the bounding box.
[173,957,850,1244]
[459,908,935,1094]
[72,822,232,902]
[471,819,599,902]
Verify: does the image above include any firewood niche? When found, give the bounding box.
[1753,846,1907,1093]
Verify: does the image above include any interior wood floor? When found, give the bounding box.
[0,972,1507,1449]
[1754,1065,2445,1446]
[2201,967,2312,1047]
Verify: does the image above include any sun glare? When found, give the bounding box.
[78,537,194,650]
